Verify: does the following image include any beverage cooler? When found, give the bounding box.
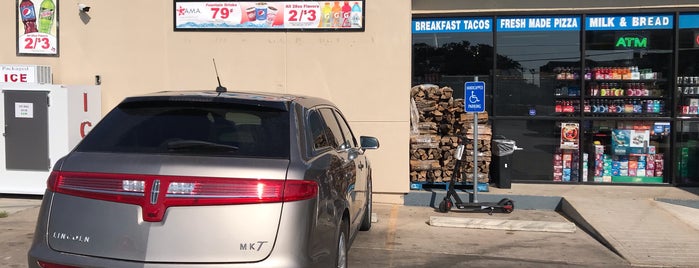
[0,83,101,194]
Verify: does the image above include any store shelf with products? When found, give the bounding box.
[584,121,670,184]
[676,76,699,116]
[550,65,670,121]
[585,66,669,117]
[551,68,582,116]
[554,121,585,182]
[582,99,665,117]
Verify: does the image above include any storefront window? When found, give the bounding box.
[412,17,493,106]
[583,120,670,183]
[411,13,697,185]
[675,13,699,184]
[582,14,674,184]
[494,16,582,117]
[495,119,584,182]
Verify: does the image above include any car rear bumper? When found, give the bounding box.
[28,195,331,268]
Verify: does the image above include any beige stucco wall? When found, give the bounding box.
[0,0,411,200]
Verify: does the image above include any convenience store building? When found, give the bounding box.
[412,0,699,190]
[1,1,698,203]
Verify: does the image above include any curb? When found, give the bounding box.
[429,216,577,233]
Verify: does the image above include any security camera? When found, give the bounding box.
[78,3,91,13]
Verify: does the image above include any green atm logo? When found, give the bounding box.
[615,36,648,49]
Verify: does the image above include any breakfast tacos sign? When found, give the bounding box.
[560,122,579,150]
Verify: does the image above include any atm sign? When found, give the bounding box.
[615,36,647,48]
[614,33,648,49]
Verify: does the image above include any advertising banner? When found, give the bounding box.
[560,122,579,150]
[17,0,58,56]
[612,129,650,155]
[586,14,673,31]
[412,17,492,33]
[175,1,364,31]
[497,16,580,32]
[680,14,699,29]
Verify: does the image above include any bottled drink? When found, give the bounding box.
[616,100,623,114]
[19,0,38,34]
[608,100,615,113]
[341,2,351,28]
[350,2,362,28]
[320,3,332,28]
[331,1,341,27]
[584,100,591,113]
[555,100,562,113]
[38,0,54,34]
[633,99,642,113]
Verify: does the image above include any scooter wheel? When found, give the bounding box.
[438,199,451,213]
[502,199,514,213]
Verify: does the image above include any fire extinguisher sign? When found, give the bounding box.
[17,0,59,56]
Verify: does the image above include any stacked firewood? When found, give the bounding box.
[410,84,492,183]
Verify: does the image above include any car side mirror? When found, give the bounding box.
[360,136,379,150]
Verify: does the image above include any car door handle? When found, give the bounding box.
[358,163,364,169]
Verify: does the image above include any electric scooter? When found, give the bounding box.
[437,135,514,214]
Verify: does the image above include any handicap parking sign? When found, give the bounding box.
[464,81,485,113]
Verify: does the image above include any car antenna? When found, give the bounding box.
[212,58,227,94]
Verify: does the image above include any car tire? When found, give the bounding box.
[337,218,349,268]
[359,181,372,231]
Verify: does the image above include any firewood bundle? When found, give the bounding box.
[410,84,492,183]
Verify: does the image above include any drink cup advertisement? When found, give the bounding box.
[175,1,364,31]
[17,0,58,56]
[560,122,579,149]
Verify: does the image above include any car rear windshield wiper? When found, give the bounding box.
[166,140,239,152]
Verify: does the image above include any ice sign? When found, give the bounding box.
[464,81,485,113]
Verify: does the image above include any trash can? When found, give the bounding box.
[491,138,518,189]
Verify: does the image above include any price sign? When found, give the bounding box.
[177,2,243,27]
[17,0,59,56]
[209,5,242,22]
[18,33,57,55]
[283,2,321,28]
[174,1,364,30]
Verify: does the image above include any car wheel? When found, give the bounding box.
[337,219,349,268]
[359,181,372,231]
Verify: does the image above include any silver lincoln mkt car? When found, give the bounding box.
[28,90,379,268]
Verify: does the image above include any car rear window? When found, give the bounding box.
[75,100,290,158]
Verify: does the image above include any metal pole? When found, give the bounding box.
[473,76,479,203]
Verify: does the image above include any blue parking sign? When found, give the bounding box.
[464,81,485,112]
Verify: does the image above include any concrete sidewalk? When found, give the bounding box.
[351,202,628,267]
[407,184,699,267]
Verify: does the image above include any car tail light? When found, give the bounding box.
[47,171,317,222]
[37,260,79,268]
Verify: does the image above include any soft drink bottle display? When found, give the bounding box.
[350,2,362,27]
[341,2,351,28]
[331,1,341,27]
[38,0,55,34]
[19,0,38,34]
[320,3,332,27]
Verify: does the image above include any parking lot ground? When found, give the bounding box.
[0,202,40,268]
[0,196,635,268]
[349,203,630,268]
